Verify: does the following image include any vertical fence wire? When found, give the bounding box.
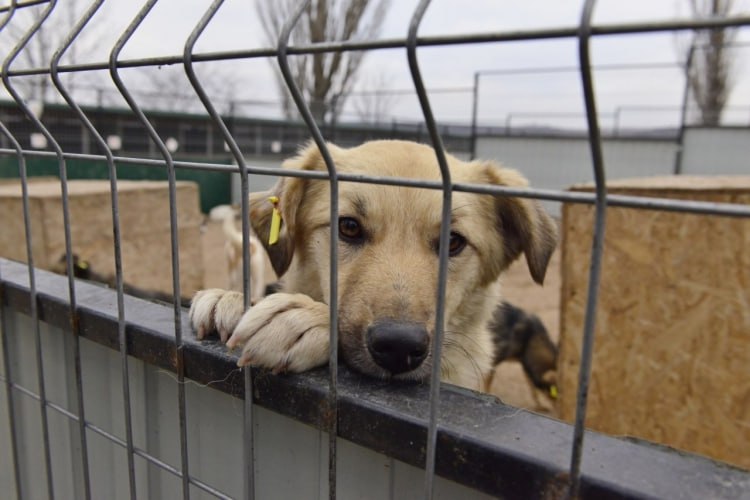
[108,2,190,498]
[276,1,341,497]
[182,2,255,498]
[404,1,454,498]
[568,0,608,497]
[673,44,695,175]
[2,1,78,497]
[0,13,23,497]
[49,0,128,498]
[0,8,25,494]
[0,122,24,500]
[104,8,147,497]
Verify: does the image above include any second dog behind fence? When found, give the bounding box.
[208,204,272,303]
[190,139,558,392]
[488,301,559,405]
[50,254,193,307]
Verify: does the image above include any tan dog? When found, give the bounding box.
[190,140,557,392]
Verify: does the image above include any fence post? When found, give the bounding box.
[673,43,695,175]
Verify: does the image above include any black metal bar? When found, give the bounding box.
[275,2,341,498]
[182,2,255,499]
[0,129,24,500]
[108,2,189,498]
[1,2,65,497]
[102,7,144,497]
[405,1,454,497]
[0,0,48,13]
[0,4,25,497]
[674,44,696,175]
[5,14,750,78]
[184,0,252,309]
[0,282,22,500]
[568,1,608,497]
[46,2,121,498]
[2,258,749,500]
[1,146,749,218]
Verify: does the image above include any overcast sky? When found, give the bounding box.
[2,0,750,131]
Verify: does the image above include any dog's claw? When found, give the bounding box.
[218,293,331,374]
[272,359,290,375]
[190,288,244,343]
[237,348,254,367]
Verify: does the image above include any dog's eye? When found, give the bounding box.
[448,232,467,257]
[435,232,467,257]
[339,217,364,243]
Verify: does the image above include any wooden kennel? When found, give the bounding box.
[0,179,204,299]
[558,175,750,470]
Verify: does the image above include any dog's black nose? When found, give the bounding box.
[366,320,429,374]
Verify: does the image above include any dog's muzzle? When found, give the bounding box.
[366,320,429,375]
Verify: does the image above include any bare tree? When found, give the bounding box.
[256,0,391,123]
[1,3,247,118]
[0,1,104,106]
[352,72,399,124]
[133,65,243,115]
[686,0,738,126]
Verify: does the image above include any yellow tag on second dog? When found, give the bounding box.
[268,196,282,245]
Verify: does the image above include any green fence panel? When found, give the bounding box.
[0,156,232,213]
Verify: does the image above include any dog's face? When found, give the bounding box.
[250,140,557,383]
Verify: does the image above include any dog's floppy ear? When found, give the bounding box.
[249,188,296,277]
[249,142,333,276]
[482,162,558,285]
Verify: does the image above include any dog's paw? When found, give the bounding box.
[189,289,245,342]
[226,293,330,373]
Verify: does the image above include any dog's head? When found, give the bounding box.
[250,140,557,383]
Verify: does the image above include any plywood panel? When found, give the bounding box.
[558,175,750,470]
[0,179,204,297]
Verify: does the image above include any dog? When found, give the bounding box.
[50,253,111,284]
[487,301,558,401]
[189,140,557,392]
[208,204,268,303]
[51,254,192,307]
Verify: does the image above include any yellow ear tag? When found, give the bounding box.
[79,261,89,270]
[549,384,559,399]
[268,196,282,246]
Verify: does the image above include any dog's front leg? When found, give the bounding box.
[190,290,330,373]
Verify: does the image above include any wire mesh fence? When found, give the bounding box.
[1,1,749,499]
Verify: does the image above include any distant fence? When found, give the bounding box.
[0,101,473,160]
[3,99,747,216]
[477,127,750,215]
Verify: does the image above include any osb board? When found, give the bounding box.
[558,176,750,470]
[0,179,204,297]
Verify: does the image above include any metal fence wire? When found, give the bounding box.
[0,1,749,499]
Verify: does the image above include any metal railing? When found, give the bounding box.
[1,1,749,499]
